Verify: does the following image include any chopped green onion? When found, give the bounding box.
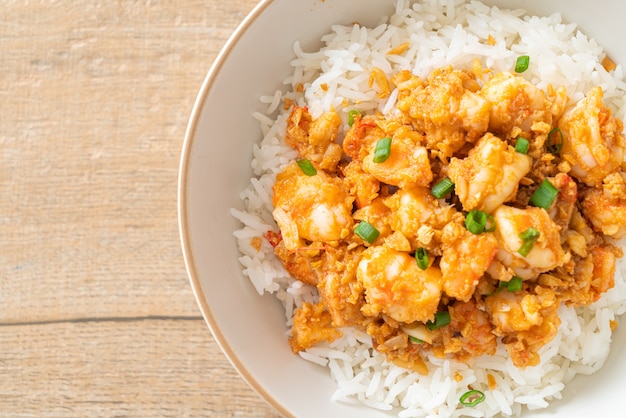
[489,278,524,295]
[373,137,392,163]
[529,178,559,209]
[506,276,523,292]
[465,210,495,235]
[296,159,317,176]
[415,247,429,270]
[518,227,540,257]
[347,109,361,127]
[514,137,529,154]
[431,177,455,199]
[515,55,530,73]
[354,221,380,244]
[460,390,486,407]
[427,311,450,330]
[518,241,536,257]
[546,127,563,155]
[519,227,540,241]
[409,336,424,344]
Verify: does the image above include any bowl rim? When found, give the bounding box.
[177,0,291,416]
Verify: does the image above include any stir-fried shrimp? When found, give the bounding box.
[481,71,556,141]
[286,106,343,172]
[395,66,490,158]
[273,161,354,250]
[492,205,567,280]
[558,86,626,186]
[269,63,624,374]
[581,173,626,238]
[448,133,531,213]
[384,186,456,251]
[485,286,560,368]
[440,221,499,302]
[357,245,442,323]
[540,244,620,306]
[361,131,433,189]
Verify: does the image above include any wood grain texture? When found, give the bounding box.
[0,1,281,416]
[1,319,280,417]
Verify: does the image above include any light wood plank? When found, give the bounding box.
[0,319,281,417]
[0,0,257,323]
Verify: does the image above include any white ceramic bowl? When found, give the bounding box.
[178,1,626,416]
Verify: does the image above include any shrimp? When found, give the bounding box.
[357,245,442,324]
[285,106,343,172]
[484,286,560,368]
[395,66,491,157]
[492,205,567,280]
[384,186,457,251]
[581,174,626,238]
[448,133,531,213]
[541,244,619,306]
[273,161,354,250]
[480,71,554,139]
[361,130,433,189]
[558,86,626,186]
[439,221,499,302]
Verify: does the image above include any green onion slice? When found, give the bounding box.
[465,210,495,235]
[506,276,523,292]
[373,137,392,163]
[409,336,424,344]
[431,177,455,199]
[354,221,380,244]
[529,178,559,210]
[296,159,317,176]
[347,109,361,127]
[518,227,540,257]
[514,137,529,154]
[515,55,530,73]
[519,227,540,241]
[415,247,429,270]
[460,390,486,407]
[546,127,563,155]
[427,311,450,330]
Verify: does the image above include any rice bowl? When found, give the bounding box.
[178,0,626,417]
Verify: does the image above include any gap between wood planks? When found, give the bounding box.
[0,315,204,327]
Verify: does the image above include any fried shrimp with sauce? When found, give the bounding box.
[268,63,626,374]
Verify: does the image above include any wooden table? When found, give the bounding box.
[1,1,281,416]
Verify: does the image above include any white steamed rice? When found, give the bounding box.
[230,0,626,416]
